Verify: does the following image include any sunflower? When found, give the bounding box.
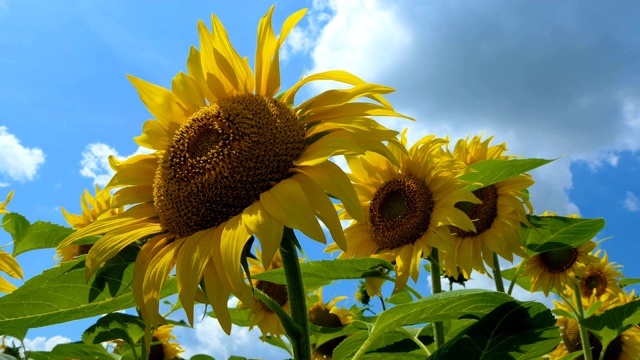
[57,6,407,334]
[149,325,184,360]
[0,191,23,294]
[569,250,623,302]
[326,131,479,291]
[524,240,597,296]
[241,249,290,338]
[56,186,124,262]
[308,290,354,360]
[447,135,533,279]
[548,290,640,359]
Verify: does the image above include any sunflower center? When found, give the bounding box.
[564,318,623,359]
[452,185,499,238]
[581,270,608,298]
[153,94,306,237]
[538,247,578,274]
[256,280,289,309]
[308,305,343,329]
[368,176,433,250]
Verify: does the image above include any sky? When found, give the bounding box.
[1,0,640,358]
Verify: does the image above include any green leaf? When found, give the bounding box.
[82,312,145,357]
[580,299,640,354]
[49,343,115,359]
[501,266,532,293]
[523,215,605,253]
[348,290,558,359]
[0,247,177,332]
[429,301,559,359]
[333,329,427,360]
[558,352,583,360]
[207,307,252,327]
[458,158,553,191]
[386,288,414,305]
[263,336,293,356]
[252,258,393,290]
[619,278,640,288]
[190,355,216,360]
[2,213,74,256]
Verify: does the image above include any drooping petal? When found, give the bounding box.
[218,215,254,306]
[260,178,325,243]
[202,261,233,334]
[0,250,22,279]
[241,201,283,268]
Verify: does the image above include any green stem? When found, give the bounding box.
[573,283,594,360]
[492,252,505,293]
[280,228,311,360]
[430,249,446,349]
[378,275,423,299]
[507,259,525,295]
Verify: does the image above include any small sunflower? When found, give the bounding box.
[327,131,479,291]
[448,135,533,279]
[549,291,640,360]
[57,186,124,262]
[0,191,23,294]
[241,249,290,338]
[308,291,354,360]
[57,6,407,335]
[572,250,623,302]
[149,325,184,360]
[524,240,597,296]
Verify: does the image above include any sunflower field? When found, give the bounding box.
[1,5,639,360]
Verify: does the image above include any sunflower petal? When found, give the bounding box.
[255,6,276,96]
[141,237,182,325]
[260,178,326,243]
[133,234,171,321]
[0,276,17,293]
[0,250,22,279]
[218,215,254,306]
[176,227,217,325]
[127,75,190,127]
[203,261,233,334]
[107,155,158,188]
[242,201,283,268]
[172,72,206,113]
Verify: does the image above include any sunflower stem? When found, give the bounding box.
[429,249,446,349]
[280,228,311,360]
[492,252,506,293]
[507,259,525,295]
[574,283,594,360]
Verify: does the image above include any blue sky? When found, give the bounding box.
[1,0,640,358]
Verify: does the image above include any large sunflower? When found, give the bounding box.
[571,249,623,302]
[57,186,124,262]
[548,290,640,359]
[57,6,407,334]
[448,135,532,279]
[326,131,479,291]
[0,191,22,294]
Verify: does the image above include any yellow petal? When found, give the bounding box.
[176,227,217,325]
[171,72,206,114]
[260,178,326,243]
[127,75,190,127]
[241,201,283,268]
[198,21,233,99]
[0,249,22,279]
[291,173,347,251]
[218,215,254,306]
[141,237,182,325]
[295,161,365,223]
[203,261,233,334]
[0,276,17,293]
[111,185,154,208]
[255,6,276,96]
[86,222,163,280]
[210,12,253,94]
[186,46,216,102]
[107,155,158,188]
[297,83,394,113]
[133,234,171,321]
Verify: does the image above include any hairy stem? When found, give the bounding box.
[430,249,446,349]
[280,228,311,360]
[573,283,594,360]
[492,252,506,293]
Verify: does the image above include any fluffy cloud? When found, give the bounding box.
[23,335,71,351]
[172,306,290,359]
[80,143,152,186]
[0,126,45,183]
[294,0,640,214]
[623,191,639,212]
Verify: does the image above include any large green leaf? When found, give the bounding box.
[523,216,605,253]
[619,278,640,288]
[428,301,559,359]
[82,312,146,357]
[0,247,176,332]
[339,290,558,360]
[252,258,393,290]
[333,330,427,360]
[1,213,74,256]
[458,158,553,191]
[581,299,640,355]
[27,343,116,360]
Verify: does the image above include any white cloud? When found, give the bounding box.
[172,306,290,359]
[299,1,640,214]
[80,143,153,187]
[623,191,639,212]
[0,126,45,183]
[23,335,71,351]
[0,182,8,188]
